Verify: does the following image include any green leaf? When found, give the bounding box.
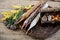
[5,10,24,26]
[16,10,24,20]
[5,13,15,26]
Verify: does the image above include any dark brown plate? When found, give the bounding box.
[18,20,60,39]
[28,20,60,39]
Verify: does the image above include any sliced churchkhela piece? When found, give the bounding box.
[26,3,48,34]
[26,13,40,34]
[21,2,47,30]
[16,1,47,24]
[21,7,40,29]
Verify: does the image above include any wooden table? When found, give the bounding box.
[0,0,60,40]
